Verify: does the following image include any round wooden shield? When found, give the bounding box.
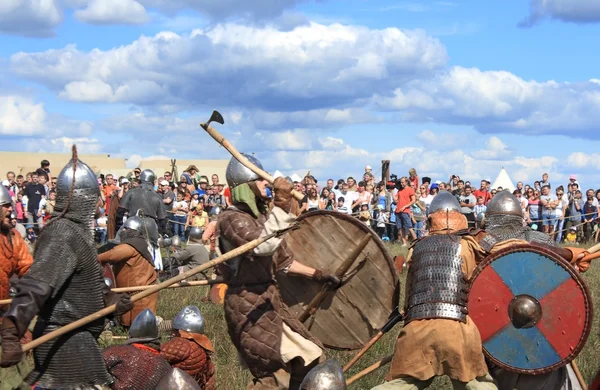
[469,244,593,374]
[277,210,399,350]
[209,283,227,305]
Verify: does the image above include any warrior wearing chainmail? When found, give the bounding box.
[161,305,215,389]
[375,191,497,390]
[478,190,595,390]
[98,216,158,327]
[216,154,339,389]
[103,309,172,390]
[0,148,133,389]
[116,169,167,270]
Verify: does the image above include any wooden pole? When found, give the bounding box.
[345,354,393,386]
[298,234,371,323]
[343,310,404,373]
[0,280,225,305]
[571,360,588,390]
[200,122,304,201]
[22,229,288,352]
[381,160,390,184]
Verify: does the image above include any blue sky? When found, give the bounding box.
[1,0,600,188]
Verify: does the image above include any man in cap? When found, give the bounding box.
[98,216,158,327]
[103,309,172,390]
[477,190,596,390]
[0,147,133,389]
[375,191,497,390]
[216,153,339,389]
[117,168,168,270]
[0,185,33,390]
[161,305,215,389]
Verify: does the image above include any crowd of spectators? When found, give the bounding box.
[3,160,599,247]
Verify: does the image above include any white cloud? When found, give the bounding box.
[0,0,62,37]
[471,136,512,160]
[0,95,46,135]
[10,23,447,112]
[376,66,600,138]
[520,0,600,27]
[126,154,171,168]
[74,0,148,25]
[567,152,600,170]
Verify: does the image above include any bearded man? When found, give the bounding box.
[0,149,133,389]
[0,185,33,390]
[374,191,497,390]
[216,154,339,390]
[479,190,595,390]
[98,216,158,327]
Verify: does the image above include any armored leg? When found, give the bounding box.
[450,374,498,390]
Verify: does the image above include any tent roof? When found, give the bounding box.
[490,167,516,193]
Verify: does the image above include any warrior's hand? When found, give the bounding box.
[313,269,341,288]
[114,294,134,316]
[273,177,294,213]
[0,318,23,367]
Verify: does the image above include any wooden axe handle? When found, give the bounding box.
[201,122,304,201]
[346,354,393,386]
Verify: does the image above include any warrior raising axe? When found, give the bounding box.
[201,111,345,389]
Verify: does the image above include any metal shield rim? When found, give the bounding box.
[470,244,593,374]
[282,210,400,350]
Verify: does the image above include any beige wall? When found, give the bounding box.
[0,152,228,183]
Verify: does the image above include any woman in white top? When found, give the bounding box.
[419,184,434,216]
[306,188,320,212]
[554,185,569,242]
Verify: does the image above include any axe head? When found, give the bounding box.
[208,110,224,125]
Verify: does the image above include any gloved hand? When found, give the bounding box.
[0,318,23,367]
[313,269,341,288]
[114,295,134,316]
[273,177,294,213]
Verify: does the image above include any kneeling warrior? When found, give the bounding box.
[479,190,597,390]
[374,191,497,390]
[0,149,133,389]
[98,216,158,327]
[161,305,215,389]
[103,309,172,390]
[216,154,339,389]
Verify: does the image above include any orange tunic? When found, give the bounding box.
[387,235,489,383]
[0,229,33,302]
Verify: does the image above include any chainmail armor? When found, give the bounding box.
[25,218,112,388]
[481,214,555,252]
[120,184,166,221]
[119,227,145,242]
[405,234,468,324]
[103,344,172,390]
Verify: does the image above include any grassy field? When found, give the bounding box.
[129,243,599,389]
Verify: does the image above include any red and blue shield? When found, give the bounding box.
[469,244,593,374]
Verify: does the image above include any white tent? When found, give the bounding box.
[491,167,516,192]
[290,173,302,183]
[273,170,284,179]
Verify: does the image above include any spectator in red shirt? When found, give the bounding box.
[473,180,491,205]
[393,177,417,246]
[408,168,419,190]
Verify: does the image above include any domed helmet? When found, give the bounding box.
[188,226,203,240]
[171,235,181,248]
[0,185,11,207]
[128,309,158,342]
[55,154,99,225]
[139,169,156,186]
[159,236,172,247]
[156,368,200,390]
[428,190,461,214]
[209,206,222,217]
[173,305,205,334]
[299,359,346,390]
[486,190,522,217]
[123,216,144,232]
[225,153,264,189]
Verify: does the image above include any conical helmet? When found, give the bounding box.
[188,226,203,239]
[139,169,156,185]
[55,155,99,224]
[171,235,181,248]
[173,305,205,334]
[225,153,263,189]
[156,368,201,390]
[0,185,11,207]
[123,216,143,232]
[486,189,522,217]
[128,309,158,341]
[300,359,347,390]
[429,190,460,214]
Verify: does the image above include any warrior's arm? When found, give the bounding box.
[3,275,52,336]
[12,231,33,277]
[98,244,135,264]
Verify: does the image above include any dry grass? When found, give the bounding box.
[114,243,599,389]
